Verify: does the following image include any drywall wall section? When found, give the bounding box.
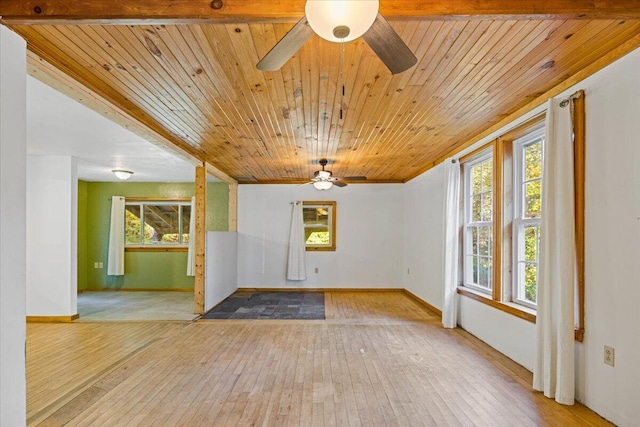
[0,24,27,427]
[237,184,404,288]
[83,181,228,290]
[402,163,446,309]
[575,46,640,427]
[205,232,238,312]
[27,155,79,316]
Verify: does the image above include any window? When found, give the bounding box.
[463,152,494,293]
[459,116,546,316]
[125,200,192,249]
[302,201,336,251]
[513,129,544,308]
[457,92,585,341]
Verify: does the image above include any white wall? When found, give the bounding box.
[402,163,446,309]
[406,47,640,426]
[26,155,78,316]
[0,25,27,427]
[238,184,404,288]
[576,47,640,427]
[205,231,238,311]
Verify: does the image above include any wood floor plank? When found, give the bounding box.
[27,291,613,427]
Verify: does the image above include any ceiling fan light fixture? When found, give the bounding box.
[313,180,334,190]
[112,169,133,180]
[305,0,379,43]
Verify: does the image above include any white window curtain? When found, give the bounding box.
[442,158,460,328]
[533,98,576,405]
[286,201,307,281]
[187,196,196,276]
[107,196,126,276]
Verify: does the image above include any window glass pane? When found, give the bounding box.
[481,159,493,192]
[471,164,482,194]
[524,141,543,181]
[125,205,142,244]
[470,227,478,255]
[478,257,491,289]
[478,226,491,256]
[524,263,538,303]
[143,205,179,244]
[524,180,542,218]
[524,225,538,262]
[182,205,191,244]
[471,195,482,222]
[306,229,329,245]
[481,193,493,222]
[469,255,479,285]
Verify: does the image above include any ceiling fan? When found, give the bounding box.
[256,0,417,75]
[306,158,365,190]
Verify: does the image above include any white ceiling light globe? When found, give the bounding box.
[313,180,334,190]
[305,0,379,43]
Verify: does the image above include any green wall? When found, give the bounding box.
[78,181,229,290]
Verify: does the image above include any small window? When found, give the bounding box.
[463,151,493,293]
[303,201,336,251]
[125,201,192,247]
[512,129,544,308]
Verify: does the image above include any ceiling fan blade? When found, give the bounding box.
[362,14,417,75]
[333,181,348,188]
[257,17,314,71]
[343,176,367,181]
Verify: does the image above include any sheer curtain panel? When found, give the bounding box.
[107,196,125,276]
[442,158,460,328]
[533,98,576,405]
[287,201,307,281]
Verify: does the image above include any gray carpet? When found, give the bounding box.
[202,291,325,320]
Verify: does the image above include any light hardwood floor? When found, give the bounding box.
[27,291,611,426]
[77,291,197,321]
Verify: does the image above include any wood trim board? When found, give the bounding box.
[27,314,80,323]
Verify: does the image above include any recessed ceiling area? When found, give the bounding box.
[27,76,200,182]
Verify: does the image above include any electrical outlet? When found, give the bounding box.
[98,262,104,269]
[314,267,319,274]
[604,345,615,367]
[94,262,99,269]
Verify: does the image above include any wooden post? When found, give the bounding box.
[228,184,238,232]
[573,90,586,342]
[194,165,206,315]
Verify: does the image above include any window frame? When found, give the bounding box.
[124,198,192,251]
[302,201,336,252]
[512,128,545,309]
[462,150,494,294]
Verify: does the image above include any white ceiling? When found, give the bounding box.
[26,76,201,183]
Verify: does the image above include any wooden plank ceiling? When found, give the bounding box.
[3,1,640,183]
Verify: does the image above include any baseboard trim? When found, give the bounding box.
[84,288,193,293]
[403,290,442,317]
[27,314,79,323]
[237,287,404,293]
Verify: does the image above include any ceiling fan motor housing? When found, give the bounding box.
[315,170,332,179]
